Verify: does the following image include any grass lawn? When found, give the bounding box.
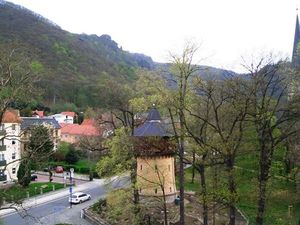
[49,159,96,175]
[180,156,300,225]
[0,182,64,202]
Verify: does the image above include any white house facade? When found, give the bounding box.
[0,110,22,183]
[49,113,74,124]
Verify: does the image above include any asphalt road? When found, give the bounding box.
[1,176,130,225]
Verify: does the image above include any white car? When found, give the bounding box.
[69,192,91,204]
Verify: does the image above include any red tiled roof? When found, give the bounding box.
[2,110,21,123]
[60,123,101,136]
[81,119,97,126]
[32,110,44,118]
[61,111,76,118]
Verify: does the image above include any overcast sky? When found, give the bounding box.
[7,0,300,72]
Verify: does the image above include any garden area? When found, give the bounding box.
[0,182,64,203]
[46,142,99,178]
[180,150,300,225]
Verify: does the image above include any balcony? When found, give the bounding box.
[0,130,6,136]
[0,160,6,167]
[0,146,6,151]
[0,175,7,182]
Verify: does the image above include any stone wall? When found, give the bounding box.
[137,155,176,202]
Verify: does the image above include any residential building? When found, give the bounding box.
[0,110,22,183]
[49,111,76,124]
[21,117,61,151]
[60,119,101,144]
[32,110,44,118]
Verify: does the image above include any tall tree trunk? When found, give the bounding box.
[198,164,208,225]
[256,176,268,225]
[162,187,168,225]
[191,150,196,183]
[256,144,271,225]
[131,159,139,204]
[179,111,185,225]
[227,157,236,225]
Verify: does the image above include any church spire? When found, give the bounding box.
[292,12,300,64]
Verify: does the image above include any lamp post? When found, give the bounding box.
[69,168,74,209]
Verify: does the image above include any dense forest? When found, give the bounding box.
[0,1,235,112]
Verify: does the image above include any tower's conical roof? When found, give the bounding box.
[134,106,169,137]
[292,15,300,64]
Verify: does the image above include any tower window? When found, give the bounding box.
[139,187,142,193]
[12,124,16,131]
[168,164,170,171]
[12,140,16,145]
[155,188,157,194]
[154,165,158,171]
[170,187,172,192]
[140,164,142,170]
[12,153,16,160]
[12,168,16,174]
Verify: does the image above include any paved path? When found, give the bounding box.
[1,175,130,225]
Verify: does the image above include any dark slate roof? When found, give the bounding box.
[21,117,61,130]
[134,107,169,137]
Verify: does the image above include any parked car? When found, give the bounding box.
[31,174,38,181]
[55,166,64,173]
[69,192,91,204]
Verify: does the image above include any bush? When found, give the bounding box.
[17,160,31,187]
[65,146,79,164]
[51,151,65,162]
[92,198,107,214]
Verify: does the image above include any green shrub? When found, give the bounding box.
[65,146,79,164]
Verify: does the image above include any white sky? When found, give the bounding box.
[6,0,300,73]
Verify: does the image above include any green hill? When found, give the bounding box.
[0,1,236,110]
[0,1,154,108]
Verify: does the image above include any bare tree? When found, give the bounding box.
[242,57,300,225]
[184,75,251,225]
[0,42,39,214]
[168,42,199,225]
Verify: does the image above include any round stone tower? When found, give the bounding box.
[133,106,176,202]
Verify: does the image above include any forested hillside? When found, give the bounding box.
[0,1,154,108]
[0,1,235,110]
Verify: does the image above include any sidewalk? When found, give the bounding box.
[0,178,106,217]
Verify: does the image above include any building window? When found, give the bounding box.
[12,168,16,174]
[12,153,16,160]
[140,164,142,170]
[0,140,4,146]
[0,124,4,130]
[12,124,16,131]
[154,188,158,194]
[12,140,16,145]
[0,154,5,161]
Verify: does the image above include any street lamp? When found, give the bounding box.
[69,168,74,209]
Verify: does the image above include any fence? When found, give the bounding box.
[81,207,110,225]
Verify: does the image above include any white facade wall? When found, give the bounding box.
[0,122,21,182]
[50,114,73,124]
